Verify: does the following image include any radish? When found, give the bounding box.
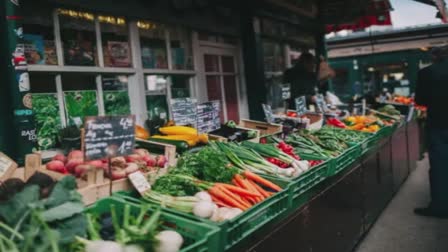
[125,154,143,163]
[66,159,84,174]
[134,148,150,158]
[68,150,83,160]
[46,160,66,173]
[124,163,139,175]
[87,160,103,168]
[52,154,67,164]
[156,156,167,168]
[144,156,157,167]
[74,164,91,177]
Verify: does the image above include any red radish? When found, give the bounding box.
[52,154,67,164]
[74,164,91,177]
[143,155,157,167]
[68,150,83,160]
[124,163,139,175]
[110,167,127,180]
[134,148,150,157]
[125,154,143,163]
[156,156,167,168]
[86,160,103,168]
[66,159,84,174]
[46,160,66,173]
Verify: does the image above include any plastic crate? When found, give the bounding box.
[86,197,221,252]
[360,134,380,155]
[328,145,361,176]
[115,178,290,252]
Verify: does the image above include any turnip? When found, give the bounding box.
[110,167,127,180]
[52,153,67,164]
[87,160,103,168]
[144,156,157,167]
[125,154,143,163]
[111,157,126,168]
[68,150,83,161]
[85,240,123,252]
[46,160,66,173]
[74,164,91,177]
[193,201,217,218]
[194,191,212,202]
[155,230,184,252]
[156,156,167,168]
[124,163,139,175]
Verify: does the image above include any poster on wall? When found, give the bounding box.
[23,34,45,65]
[107,41,131,67]
[64,40,95,66]
[64,91,99,126]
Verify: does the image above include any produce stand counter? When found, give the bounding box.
[228,120,420,252]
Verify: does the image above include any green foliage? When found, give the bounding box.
[104,91,131,115]
[64,91,99,125]
[32,94,61,150]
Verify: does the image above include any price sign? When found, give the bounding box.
[262,104,274,124]
[83,115,136,160]
[128,171,151,196]
[196,100,221,134]
[316,95,327,113]
[295,96,307,115]
[170,98,197,126]
[0,153,17,182]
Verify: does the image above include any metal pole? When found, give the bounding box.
[3,0,37,164]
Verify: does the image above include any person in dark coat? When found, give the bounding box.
[414,45,448,218]
[284,52,318,109]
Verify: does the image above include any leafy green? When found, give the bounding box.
[0,185,40,225]
[152,174,203,196]
[42,202,84,222]
[175,147,239,183]
[45,176,80,208]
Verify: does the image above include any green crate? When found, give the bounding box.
[115,178,290,252]
[328,144,361,176]
[86,197,221,252]
[360,133,380,155]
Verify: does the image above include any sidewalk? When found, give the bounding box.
[356,157,448,252]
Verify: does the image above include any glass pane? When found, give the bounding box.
[145,75,168,93]
[22,9,57,65]
[145,95,169,134]
[206,75,224,121]
[139,21,168,69]
[223,76,239,122]
[59,9,97,66]
[30,73,60,150]
[100,16,132,67]
[171,75,191,99]
[169,26,193,70]
[263,41,285,72]
[102,75,131,115]
[204,54,219,72]
[221,56,235,73]
[61,74,98,125]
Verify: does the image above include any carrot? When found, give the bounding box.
[242,171,282,192]
[217,185,251,208]
[216,183,261,198]
[209,186,248,210]
[248,179,270,199]
[242,179,264,203]
[234,174,248,189]
[211,195,233,208]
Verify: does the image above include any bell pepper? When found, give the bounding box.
[327,118,346,128]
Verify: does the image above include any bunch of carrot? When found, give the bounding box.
[208,171,282,210]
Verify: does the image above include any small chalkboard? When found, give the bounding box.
[295,96,307,115]
[197,100,221,134]
[0,153,17,182]
[170,98,197,126]
[262,104,274,124]
[83,115,136,161]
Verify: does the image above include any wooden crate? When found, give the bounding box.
[239,119,283,136]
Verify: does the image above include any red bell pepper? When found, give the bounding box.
[327,118,346,128]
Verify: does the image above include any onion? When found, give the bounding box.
[194,191,212,202]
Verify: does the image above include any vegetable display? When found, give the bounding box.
[149,126,209,148]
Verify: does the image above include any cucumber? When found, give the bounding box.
[147,138,189,153]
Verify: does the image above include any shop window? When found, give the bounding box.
[22,9,57,65]
[100,16,132,67]
[30,73,61,150]
[145,75,169,133]
[169,27,193,70]
[58,9,97,66]
[61,74,98,125]
[171,76,191,99]
[139,21,168,69]
[263,41,285,73]
[198,33,237,45]
[102,75,131,115]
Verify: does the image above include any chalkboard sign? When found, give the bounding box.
[196,100,221,134]
[262,104,274,123]
[170,98,197,126]
[83,115,136,160]
[295,96,307,115]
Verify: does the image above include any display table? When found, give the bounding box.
[230,121,419,252]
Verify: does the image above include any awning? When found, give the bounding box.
[324,0,392,33]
